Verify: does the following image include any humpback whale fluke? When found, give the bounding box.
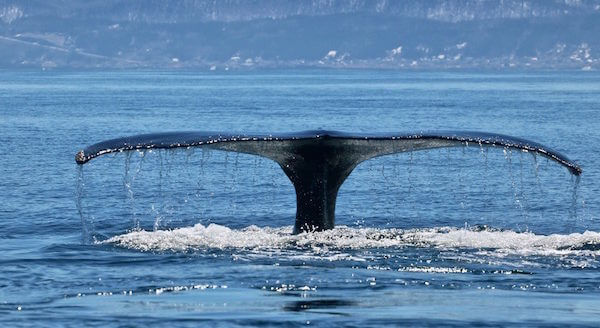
[75,130,582,234]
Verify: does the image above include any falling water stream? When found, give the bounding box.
[75,145,591,248]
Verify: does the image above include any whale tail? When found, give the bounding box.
[75,130,582,234]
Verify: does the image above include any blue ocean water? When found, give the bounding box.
[1,70,599,327]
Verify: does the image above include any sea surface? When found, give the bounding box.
[1,70,599,327]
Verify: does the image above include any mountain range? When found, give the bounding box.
[1,0,598,69]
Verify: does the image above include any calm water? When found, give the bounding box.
[1,70,599,327]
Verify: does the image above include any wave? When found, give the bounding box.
[100,224,600,257]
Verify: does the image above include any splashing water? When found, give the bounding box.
[101,223,600,258]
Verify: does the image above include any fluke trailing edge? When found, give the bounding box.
[75,130,582,234]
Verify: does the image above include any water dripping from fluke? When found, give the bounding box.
[74,130,582,235]
[569,174,582,223]
[76,165,91,243]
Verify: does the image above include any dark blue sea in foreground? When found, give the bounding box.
[1,70,599,327]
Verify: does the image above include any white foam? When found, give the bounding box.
[398,266,469,273]
[101,224,600,258]
[404,228,600,254]
[102,224,290,251]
